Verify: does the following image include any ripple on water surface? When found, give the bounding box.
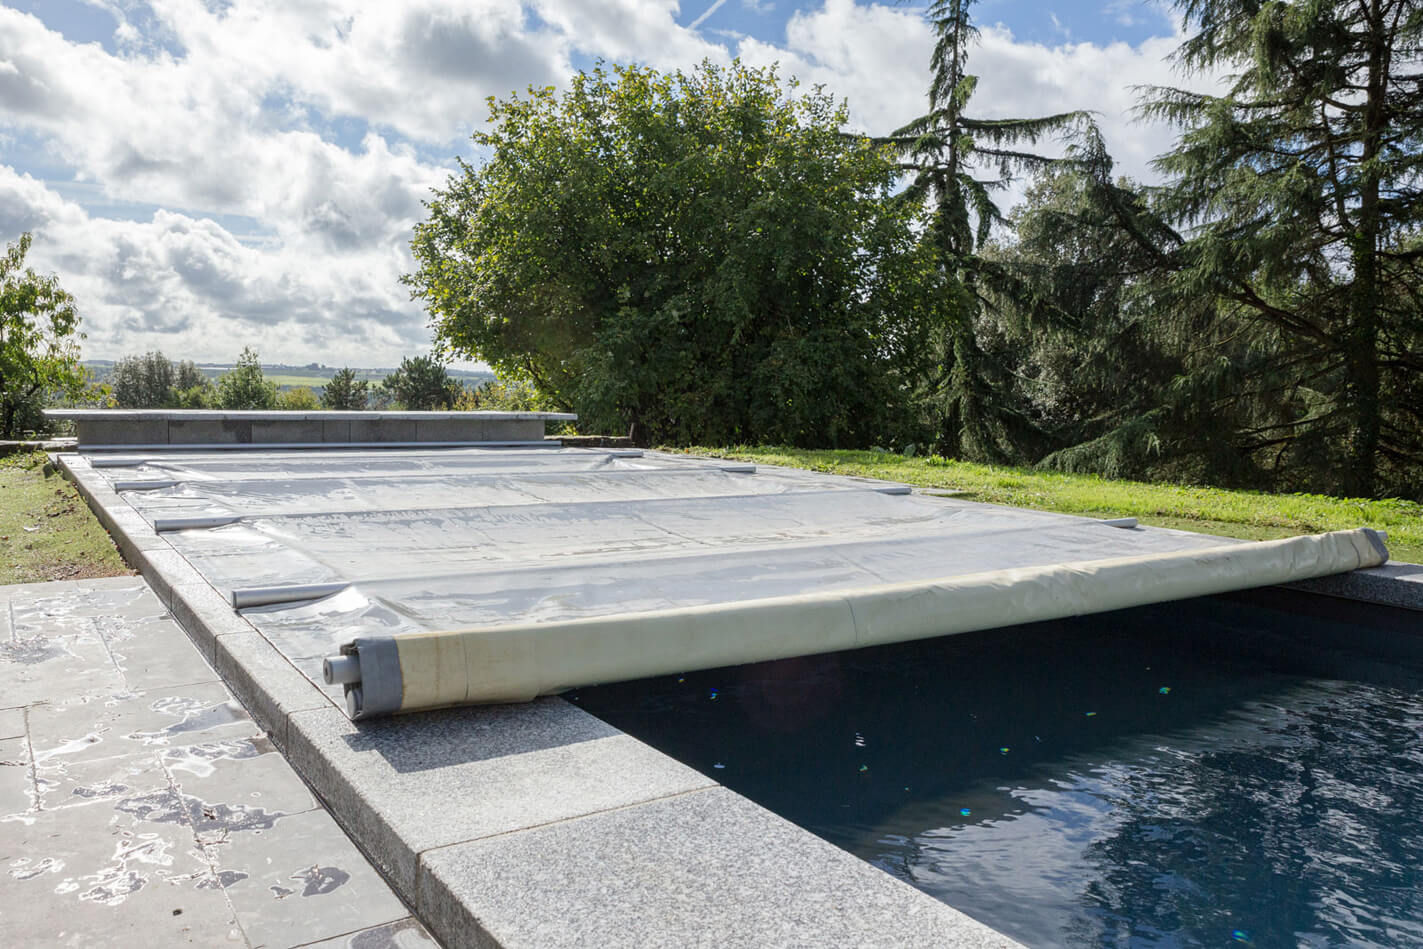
[571,592,1423,948]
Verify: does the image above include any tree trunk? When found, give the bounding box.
[1342,0,1387,498]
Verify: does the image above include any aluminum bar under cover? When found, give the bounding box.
[325,528,1389,719]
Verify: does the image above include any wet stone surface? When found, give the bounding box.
[0,577,436,948]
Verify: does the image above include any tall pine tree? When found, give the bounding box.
[1130,0,1423,497]
[885,0,1088,460]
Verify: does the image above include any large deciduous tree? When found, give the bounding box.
[0,233,85,438]
[407,60,948,446]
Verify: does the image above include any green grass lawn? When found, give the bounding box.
[676,446,1423,565]
[0,452,131,585]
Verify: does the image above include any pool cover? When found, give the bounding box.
[84,446,1390,718]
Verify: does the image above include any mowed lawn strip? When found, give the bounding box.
[678,447,1423,566]
[0,452,131,584]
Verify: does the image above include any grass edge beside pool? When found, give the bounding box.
[0,451,132,584]
[675,446,1423,566]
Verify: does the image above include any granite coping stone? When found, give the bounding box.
[417,786,1024,949]
[1285,560,1423,611]
[286,700,718,894]
[217,632,336,749]
[171,580,260,661]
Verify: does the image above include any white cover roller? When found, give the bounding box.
[326,528,1389,719]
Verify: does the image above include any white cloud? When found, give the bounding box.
[0,165,425,366]
[0,1,1215,366]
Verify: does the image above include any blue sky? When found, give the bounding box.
[0,1,1189,367]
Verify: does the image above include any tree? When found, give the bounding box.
[0,233,85,438]
[407,60,948,446]
[1117,0,1423,498]
[174,360,208,392]
[278,386,321,410]
[380,355,460,410]
[111,352,175,408]
[884,0,1089,461]
[216,347,278,410]
[320,367,369,410]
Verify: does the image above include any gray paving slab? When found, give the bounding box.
[32,746,168,813]
[0,735,32,815]
[0,621,126,707]
[0,579,437,949]
[417,786,1023,949]
[0,706,25,740]
[28,680,257,767]
[287,700,718,893]
[104,613,223,692]
[210,807,412,949]
[0,776,249,948]
[297,917,439,948]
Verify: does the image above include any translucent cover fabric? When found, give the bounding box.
[85,446,1387,716]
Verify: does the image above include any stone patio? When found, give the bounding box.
[0,576,436,948]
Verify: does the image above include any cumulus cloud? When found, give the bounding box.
[0,1,1214,366]
[0,165,425,365]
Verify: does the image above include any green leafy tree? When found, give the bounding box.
[0,233,86,438]
[278,386,321,410]
[884,0,1089,461]
[407,60,948,446]
[173,360,208,392]
[216,347,278,410]
[320,367,369,410]
[987,167,1228,482]
[1111,0,1423,497]
[110,353,214,408]
[111,352,175,408]
[380,355,460,410]
[170,384,214,409]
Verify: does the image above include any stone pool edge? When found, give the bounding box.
[55,451,1026,949]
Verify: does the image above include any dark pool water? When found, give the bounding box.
[569,590,1423,948]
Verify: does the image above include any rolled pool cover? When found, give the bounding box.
[324,528,1389,720]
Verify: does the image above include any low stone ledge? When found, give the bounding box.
[45,409,577,448]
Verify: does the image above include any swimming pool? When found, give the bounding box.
[571,590,1423,947]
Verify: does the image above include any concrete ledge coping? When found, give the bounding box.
[46,409,578,421]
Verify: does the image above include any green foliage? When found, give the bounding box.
[277,386,321,410]
[685,445,1423,565]
[216,347,278,410]
[0,233,86,438]
[380,354,460,410]
[170,384,214,409]
[882,0,1091,462]
[453,376,547,412]
[1113,0,1423,498]
[111,352,215,408]
[320,367,369,410]
[174,360,207,392]
[110,351,173,408]
[408,60,948,446]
